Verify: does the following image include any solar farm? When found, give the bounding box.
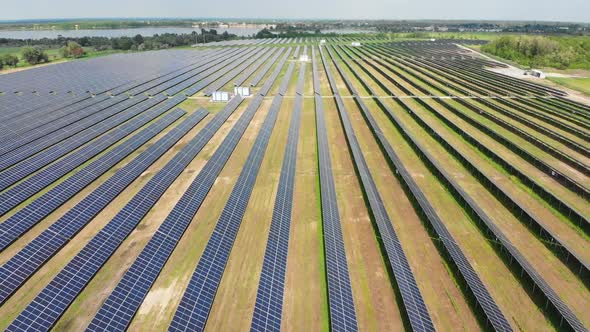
[0,36,588,332]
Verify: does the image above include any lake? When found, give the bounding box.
[0,27,377,40]
[0,27,262,39]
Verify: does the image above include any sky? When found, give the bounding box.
[1,0,589,23]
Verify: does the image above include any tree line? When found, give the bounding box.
[481,35,590,70]
[0,29,238,69]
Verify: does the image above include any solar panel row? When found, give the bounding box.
[142,48,249,97]
[204,47,272,96]
[0,94,128,157]
[4,109,213,331]
[349,46,588,332]
[312,46,358,332]
[0,105,190,251]
[250,61,306,332]
[181,47,264,97]
[0,108,202,306]
[0,94,110,144]
[234,48,279,87]
[323,46,435,332]
[168,62,296,332]
[335,46,513,332]
[250,48,287,87]
[352,45,589,276]
[0,94,156,176]
[0,95,186,217]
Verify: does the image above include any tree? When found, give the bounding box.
[21,47,48,65]
[60,41,85,58]
[0,54,19,67]
[133,34,144,45]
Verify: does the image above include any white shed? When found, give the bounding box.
[211,91,230,102]
[319,39,326,45]
[234,86,251,97]
[299,54,310,62]
[531,69,546,78]
[351,41,361,47]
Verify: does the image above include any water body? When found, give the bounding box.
[0,27,376,40]
[0,27,261,39]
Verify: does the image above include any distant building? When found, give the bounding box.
[211,91,230,102]
[320,39,326,45]
[234,86,251,97]
[299,54,310,62]
[351,41,361,47]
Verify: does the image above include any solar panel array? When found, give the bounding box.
[0,94,159,179]
[0,94,111,145]
[250,48,287,86]
[168,61,295,332]
[0,109,205,305]
[322,46,435,332]
[4,109,212,330]
[180,48,263,96]
[1,38,587,332]
[0,95,186,217]
[88,93,279,331]
[334,46,514,331]
[350,45,589,332]
[204,47,270,95]
[234,48,278,87]
[250,60,306,332]
[312,46,359,332]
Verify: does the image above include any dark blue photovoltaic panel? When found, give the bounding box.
[5,98,227,330]
[322,46,434,332]
[0,94,153,173]
[89,55,293,332]
[250,61,305,332]
[0,94,162,190]
[0,106,203,307]
[0,107,190,252]
[0,96,185,217]
[250,48,287,87]
[334,45,514,332]
[311,46,358,332]
[167,62,295,332]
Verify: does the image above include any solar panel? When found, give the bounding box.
[0,96,186,217]
[168,61,295,332]
[346,44,587,332]
[5,98,238,330]
[312,46,358,332]
[0,107,205,307]
[250,61,306,332]
[0,94,157,178]
[322,45,434,332]
[334,45,513,332]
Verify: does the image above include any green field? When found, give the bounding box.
[548,77,590,96]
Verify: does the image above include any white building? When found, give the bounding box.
[351,41,361,47]
[299,54,310,62]
[531,69,546,78]
[211,91,230,102]
[320,39,326,45]
[524,69,546,79]
[234,86,251,97]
